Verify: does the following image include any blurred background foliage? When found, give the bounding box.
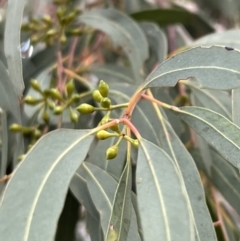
[0,0,240,241]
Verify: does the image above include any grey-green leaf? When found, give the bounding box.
[149,100,217,240]
[4,0,25,96]
[78,9,148,80]
[142,46,240,90]
[137,138,194,241]
[176,106,240,169]
[0,60,21,122]
[106,162,132,241]
[232,88,240,126]
[192,29,240,50]
[0,129,94,241]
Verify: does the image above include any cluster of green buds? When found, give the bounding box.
[24,79,80,124]
[76,80,138,160]
[76,80,111,114]
[9,123,41,159]
[21,5,82,46]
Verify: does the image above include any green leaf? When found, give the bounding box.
[70,167,100,220]
[83,162,117,238]
[83,162,141,241]
[137,138,194,241]
[0,60,21,122]
[131,9,214,38]
[139,22,167,65]
[90,64,135,84]
[4,0,25,96]
[55,190,79,241]
[86,211,103,241]
[192,29,240,50]
[0,129,94,241]
[0,111,8,193]
[187,81,231,119]
[175,106,240,169]
[142,46,240,90]
[106,162,132,241]
[78,9,148,80]
[232,88,240,126]
[145,97,217,240]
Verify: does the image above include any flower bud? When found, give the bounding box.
[66,79,75,97]
[30,79,42,92]
[47,29,58,37]
[98,80,109,97]
[42,110,50,123]
[92,90,102,102]
[9,124,23,132]
[42,15,52,25]
[49,88,63,100]
[96,130,116,140]
[70,108,78,123]
[60,33,67,44]
[47,101,55,110]
[131,139,139,148]
[109,124,121,134]
[33,129,41,139]
[71,94,80,103]
[53,106,64,115]
[24,96,42,105]
[99,114,110,125]
[76,104,94,114]
[106,145,118,160]
[100,97,111,108]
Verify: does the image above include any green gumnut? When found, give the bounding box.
[30,79,42,92]
[9,123,23,132]
[24,96,43,105]
[66,79,75,97]
[71,94,80,103]
[100,97,111,108]
[92,90,102,102]
[96,130,114,140]
[42,110,50,123]
[70,108,79,123]
[49,88,63,100]
[106,145,118,160]
[53,106,64,115]
[98,80,109,97]
[76,103,95,114]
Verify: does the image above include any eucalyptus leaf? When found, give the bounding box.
[0,111,7,193]
[82,162,118,238]
[232,88,240,126]
[187,81,231,119]
[86,211,103,241]
[175,106,240,169]
[0,129,94,241]
[78,9,148,80]
[4,0,26,96]
[106,162,132,241]
[146,95,217,240]
[137,138,194,241]
[143,46,240,91]
[193,29,240,50]
[90,64,135,84]
[0,60,21,122]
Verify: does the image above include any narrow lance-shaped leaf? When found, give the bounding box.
[232,88,240,126]
[0,60,21,122]
[186,81,231,119]
[142,46,240,90]
[0,111,8,194]
[106,160,132,241]
[4,0,26,96]
[83,162,140,241]
[147,94,217,240]
[78,9,148,81]
[174,106,240,169]
[0,129,94,241]
[137,138,194,241]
